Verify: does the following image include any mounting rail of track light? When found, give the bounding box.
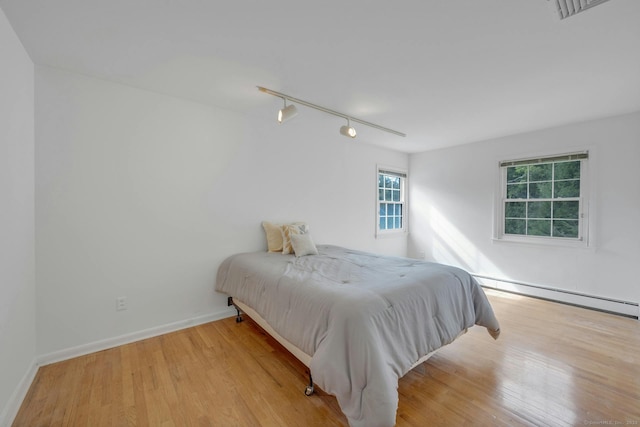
[257,86,406,138]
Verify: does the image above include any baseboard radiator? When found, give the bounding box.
[474,274,639,319]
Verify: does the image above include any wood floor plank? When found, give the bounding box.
[13,290,640,426]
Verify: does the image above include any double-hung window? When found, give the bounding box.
[377,167,407,235]
[496,152,589,245]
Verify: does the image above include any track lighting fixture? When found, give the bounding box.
[339,119,357,138]
[278,100,298,124]
[257,86,406,138]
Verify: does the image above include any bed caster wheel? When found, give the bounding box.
[235,316,243,323]
[304,385,314,396]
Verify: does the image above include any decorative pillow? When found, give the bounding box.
[290,233,318,257]
[262,221,284,252]
[281,222,309,254]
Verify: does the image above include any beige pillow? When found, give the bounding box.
[281,222,309,254]
[262,221,284,252]
[291,233,318,257]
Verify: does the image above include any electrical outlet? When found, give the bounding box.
[418,251,426,259]
[116,296,127,311]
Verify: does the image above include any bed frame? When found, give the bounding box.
[228,296,461,396]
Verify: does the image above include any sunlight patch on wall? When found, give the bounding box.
[428,206,507,280]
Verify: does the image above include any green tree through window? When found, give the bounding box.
[500,153,587,241]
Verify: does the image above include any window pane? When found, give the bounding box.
[527,219,551,236]
[500,156,584,241]
[505,219,526,235]
[505,202,526,218]
[529,164,552,182]
[507,166,527,184]
[555,161,580,180]
[377,172,405,233]
[553,201,579,219]
[529,182,552,199]
[554,180,580,198]
[553,220,579,238]
[507,183,527,199]
[528,201,551,219]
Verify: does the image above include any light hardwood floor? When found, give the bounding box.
[13,290,640,426]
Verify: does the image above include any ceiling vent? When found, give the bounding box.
[552,0,612,19]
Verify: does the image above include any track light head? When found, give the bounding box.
[278,103,298,124]
[340,125,357,138]
[340,120,356,138]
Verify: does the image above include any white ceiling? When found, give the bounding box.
[2,0,639,153]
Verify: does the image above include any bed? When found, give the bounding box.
[215,244,500,427]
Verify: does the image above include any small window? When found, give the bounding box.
[496,152,588,245]
[377,167,407,235]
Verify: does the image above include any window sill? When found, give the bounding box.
[376,230,408,239]
[492,235,592,250]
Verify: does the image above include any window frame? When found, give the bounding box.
[376,165,408,237]
[494,151,590,248]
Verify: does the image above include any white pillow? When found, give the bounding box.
[290,233,318,257]
[281,222,309,254]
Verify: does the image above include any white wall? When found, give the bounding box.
[409,112,640,309]
[0,7,37,425]
[35,66,408,358]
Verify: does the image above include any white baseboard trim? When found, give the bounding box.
[37,307,236,367]
[475,275,639,318]
[0,358,38,427]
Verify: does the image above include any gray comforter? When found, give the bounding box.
[215,245,500,427]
